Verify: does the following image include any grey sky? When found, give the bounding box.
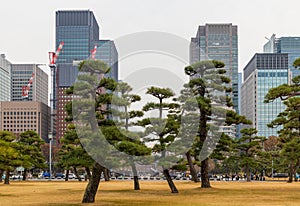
[1,0,299,75]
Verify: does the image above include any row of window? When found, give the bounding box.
[3,120,36,123]
[3,111,37,115]
[3,129,37,132]
[3,124,37,128]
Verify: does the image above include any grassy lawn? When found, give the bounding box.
[0,180,300,206]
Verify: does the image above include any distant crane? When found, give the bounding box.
[49,42,64,67]
[22,72,35,100]
[48,41,64,109]
[48,41,64,179]
[91,44,97,60]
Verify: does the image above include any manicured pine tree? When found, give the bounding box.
[138,86,180,193]
[264,57,300,182]
[18,130,46,181]
[184,60,250,188]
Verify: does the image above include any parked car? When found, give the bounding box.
[42,172,50,179]
[68,173,76,179]
[55,173,65,179]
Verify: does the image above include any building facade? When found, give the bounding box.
[190,24,239,113]
[264,34,300,78]
[11,64,48,105]
[241,53,289,137]
[0,101,50,140]
[55,10,118,140]
[0,54,11,101]
[93,40,118,80]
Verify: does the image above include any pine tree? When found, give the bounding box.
[0,131,23,184]
[236,128,264,181]
[183,60,250,188]
[138,86,180,193]
[264,57,300,182]
[18,130,46,180]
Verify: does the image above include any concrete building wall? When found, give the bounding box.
[0,101,50,141]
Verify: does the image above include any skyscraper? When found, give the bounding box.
[11,64,48,105]
[93,40,118,81]
[190,24,239,113]
[55,10,118,140]
[0,54,11,101]
[56,10,100,87]
[264,34,300,78]
[241,53,289,137]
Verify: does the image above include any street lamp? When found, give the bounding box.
[48,133,53,180]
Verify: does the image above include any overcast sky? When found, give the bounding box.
[1,0,300,76]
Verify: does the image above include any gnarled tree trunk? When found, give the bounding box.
[22,168,28,181]
[73,167,82,181]
[4,169,10,184]
[288,161,294,183]
[131,162,140,190]
[82,162,104,203]
[163,169,178,193]
[201,159,211,188]
[85,167,91,181]
[0,170,3,182]
[245,163,251,182]
[103,168,110,181]
[65,169,69,181]
[186,151,199,182]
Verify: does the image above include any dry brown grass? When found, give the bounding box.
[0,180,300,206]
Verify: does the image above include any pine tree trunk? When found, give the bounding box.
[4,169,10,184]
[82,162,104,203]
[103,168,110,181]
[294,160,300,182]
[0,170,3,182]
[186,151,199,182]
[201,159,211,188]
[131,162,140,190]
[163,169,178,193]
[73,167,82,181]
[65,169,69,181]
[22,168,27,181]
[246,164,251,182]
[85,167,91,181]
[288,161,294,183]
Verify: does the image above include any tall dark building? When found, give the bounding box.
[56,10,100,87]
[55,10,118,140]
[190,24,239,113]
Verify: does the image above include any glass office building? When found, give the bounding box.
[93,40,118,81]
[56,10,100,87]
[190,24,239,113]
[11,64,48,105]
[264,34,300,78]
[55,10,119,140]
[241,53,289,137]
[0,54,11,101]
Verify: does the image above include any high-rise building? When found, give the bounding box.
[93,40,118,80]
[264,34,300,78]
[236,72,243,138]
[0,101,50,141]
[11,64,48,105]
[55,10,118,140]
[190,24,239,113]
[241,53,289,137]
[0,54,11,101]
[56,10,100,87]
